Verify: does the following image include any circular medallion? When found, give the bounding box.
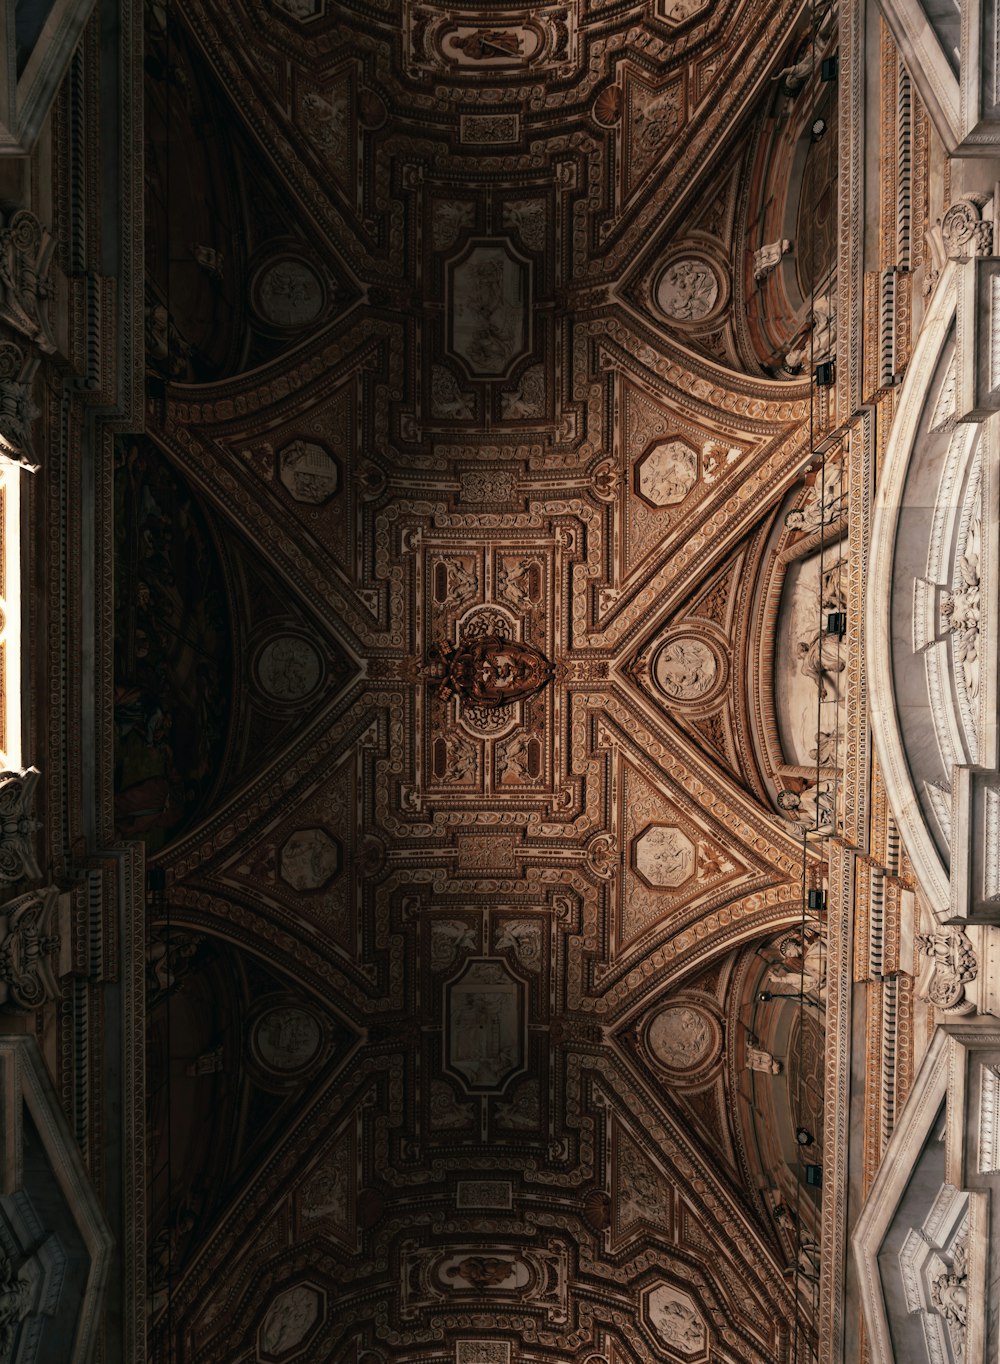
[652,636,719,701]
[252,1006,322,1073]
[646,1003,719,1073]
[256,635,323,701]
[252,256,325,329]
[654,256,720,323]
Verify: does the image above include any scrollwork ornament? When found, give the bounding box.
[0,769,42,883]
[0,208,56,353]
[915,928,977,1014]
[941,194,994,259]
[586,831,618,878]
[0,886,61,1010]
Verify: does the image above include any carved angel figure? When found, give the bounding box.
[772,53,812,92]
[796,631,846,700]
[783,459,847,534]
[777,783,835,836]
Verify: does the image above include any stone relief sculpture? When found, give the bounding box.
[430,920,478,972]
[190,242,224,282]
[502,365,545,418]
[929,1220,969,1363]
[433,201,474,252]
[0,887,61,1010]
[777,783,835,836]
[617,1141,672,1225]
[279,828,340,891]
[941,500,981,699]
[494,920,542,971]
[914,929,977,1015]
[502,200,546,253]
[795,630,846,701]
[636,439,698,505]
[0,209,57,353]
[302,88,348,157]
[771,53,812,92]
[753,239,792,282]
[654,258,719,321]
[431,365,475,419]
[495,1079,539,1129]
[646,1004,714,1069]
[646,1284,707,1354]
[784,296,837,370]
[652,638,717,700]
[256,637,322,701]
[278,440,340,504]
[783,457,846,533]
[259,1284,321,1356]
[451,245,527,377]
[941,193,994,258]
[429,1080,473,1129]
[253,1007,322,1072]
[634,825,696,888]
[443,1255,517,1288]
[256,259,324,327]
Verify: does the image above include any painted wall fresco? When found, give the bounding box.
[113,438,231,853]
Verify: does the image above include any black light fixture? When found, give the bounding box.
[821,55,838,81]
[795,1126,814,1146]
[826,611,847,637]
[807,888,826,911]
[758,990,774,1003]
[811,115,828,141]
[805,1164,823,1187]
[815,360,835,386]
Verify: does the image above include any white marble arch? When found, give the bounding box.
[0,1035,114,1362]
[853,1022,1000,1364]
[867,263,985,917]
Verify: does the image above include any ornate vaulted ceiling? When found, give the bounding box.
[129,0,840,1358]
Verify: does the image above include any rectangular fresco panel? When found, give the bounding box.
[446,958,523,1090]
[449,242,528,378]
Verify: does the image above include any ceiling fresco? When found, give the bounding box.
[130,0,842,1358]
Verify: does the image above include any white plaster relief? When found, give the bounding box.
[983,788,1000,900]
[977,1064,1000,1173]
[898,1191,969,1364]
[942,457,982,753]
[990,274,1000,392]
[925,781,953,845]
[914,929,977,1014]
